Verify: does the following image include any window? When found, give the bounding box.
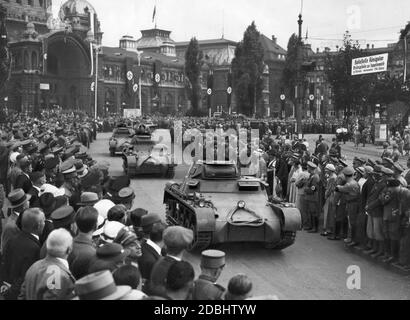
[28,0,33,5]
[16,0,22,4]
[31,51,37,69]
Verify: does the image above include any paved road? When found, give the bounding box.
[90,132,410,300]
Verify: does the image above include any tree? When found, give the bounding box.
[231,22,265,117]
[282,33,302,102]
[184,37,204,116]
[324,31,376,123]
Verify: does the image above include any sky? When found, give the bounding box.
[56,0,410,51]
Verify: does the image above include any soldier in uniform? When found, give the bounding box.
[192,250,226,300]
[328,160,347,240]
[335,167,360,246]
[379,178,403,263]
[304,162,321,233]
[364,166,389,258]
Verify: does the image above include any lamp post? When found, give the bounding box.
[295,13,304,137]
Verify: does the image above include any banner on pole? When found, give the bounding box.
[352,53,388,76]
[123,109,141,118]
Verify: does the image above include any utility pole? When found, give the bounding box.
[296,13,304,136]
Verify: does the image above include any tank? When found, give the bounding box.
[122,130,176,179]
[163,161,302,251]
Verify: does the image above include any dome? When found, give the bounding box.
[59,0,97,21]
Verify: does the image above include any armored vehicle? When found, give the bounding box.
[109,125,135,157]
[122,130,176,179]
[164,161,301,251]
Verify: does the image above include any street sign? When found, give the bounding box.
[309,94,315,101]
[127,71,133,81]
[352,53,388,76]
[39,83,50,90]
[133,84,138,93]
[155,73,161,83]
[90,82,95,92]
[207,88,212,95]
[227,87,232,95]
[280,94,286,101]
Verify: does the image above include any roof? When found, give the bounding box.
[259,34,287,60]
[175,38,238,48]
[101,46,185,66]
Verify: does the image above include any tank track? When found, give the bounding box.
[165,193,212,251]
[273,231,296,250]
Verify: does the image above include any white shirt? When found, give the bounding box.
[146,239,162,257]
[167,255,182,262]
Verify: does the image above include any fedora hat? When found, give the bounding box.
[78,192,99,206]
[8,189,31,209]
[74,271,131,300]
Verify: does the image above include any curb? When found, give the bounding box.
[344,244,410,277]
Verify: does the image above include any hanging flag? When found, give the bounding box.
[152,5,156,23]
[305,27,308,40]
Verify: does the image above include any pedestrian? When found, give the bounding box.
[224,274,253,300]
[321,164,337,237]
[19,229,75,300]
[304,162,321,233]
[2,208,45,300]
[113,264,147,300]
[147,226,193,297]
[192,250,226,300]
[335,167,360,246]
[68,206,98,280]
[295,162,310,229]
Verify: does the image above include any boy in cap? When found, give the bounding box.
[192,250,226,300]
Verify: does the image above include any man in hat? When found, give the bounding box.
[304,162,321,233]
[51,205,77,236]
[147,226,193,296]
[77,192,100,208]
[28,171,46,208]
[14,156,33,194]
[1,189,31,253]
[2,208,45,300]
[138,214,166,284]
[192,250,226,300]
[74,270,131,300]
[60,161,81,211]
[335,167,360,246]
[116,187,136,210]
[19,228,76,300]
[88,243,131,274]
[379,178,403,264]
[68,206,99,280]
[364,165,389,258]
[322,164,337,237]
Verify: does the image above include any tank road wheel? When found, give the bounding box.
[187,219,212,252]
[265,231,296,250]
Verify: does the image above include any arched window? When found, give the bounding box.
[24,50,30,70]
[31,51,38,69]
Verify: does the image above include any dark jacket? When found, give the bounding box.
[367,180,387,218]
[14,173,33,194]
[192,275,225,300]
[3,231,41,300]
[146,255,178,296]
[28,186,41,208]
[68,233,97,280]
[138,240,161,281]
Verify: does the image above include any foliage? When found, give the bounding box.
[184,37,204,116]
[231,22,265,117]
[282,33,302,101]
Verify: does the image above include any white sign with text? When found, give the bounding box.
[352,53,388,76]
